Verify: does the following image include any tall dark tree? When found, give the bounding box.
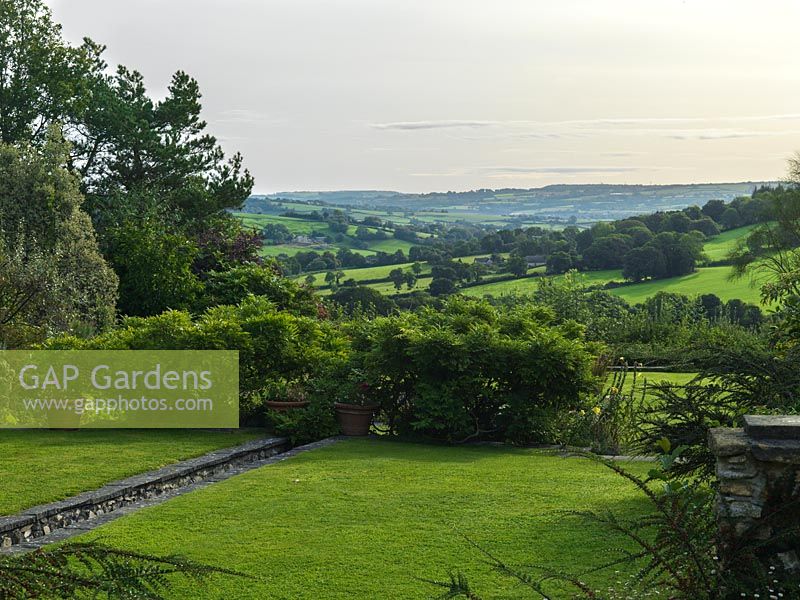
[702,199,728,222]
[546,251,573,275]
[720,207,741,230]
[622,245,666,282]
[76,65,254,231]
[507,254,528,277]
[582,234,633,270]
[0,0,257,319]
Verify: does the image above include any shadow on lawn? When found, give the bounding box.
[327,436,547,464]
[331,436,654,468]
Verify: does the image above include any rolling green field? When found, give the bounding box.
[316,277,432,296]
[461,226,766,304]
[72,439,652,599]
[462,266,764,304]
[297,261,432,283]
[0,429,263,516]
[358,278,431,295]
[261,244,378,258]
[702,224,757,262]
[609,266,764,305]
[299,254,516,294]
[258,244,314,257]
[235,212,329,235]
[460,269,614,297]
[308,254,504,281]
[245,214,767,306]
[360,237,416,254]
[235,212,420,258]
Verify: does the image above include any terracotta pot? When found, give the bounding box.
[335,402,378,436]
[265,400,310,413]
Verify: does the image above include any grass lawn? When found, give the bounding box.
[73,438,652,599]
[608,371,698,405]
[261,245,377,259]
[0,429,264,515]
[318,278,432,296]
[458,252,510,263]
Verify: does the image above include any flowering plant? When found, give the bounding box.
[558,359,644,454]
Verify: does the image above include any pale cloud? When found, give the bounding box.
[478,166,643,175]
[411,165,659,178]
[668,131,770,141]
[371,120,495,131]
[563,114,800,127]
[370,116,800,145]
[601,151,646,157]
[47,0,800,192]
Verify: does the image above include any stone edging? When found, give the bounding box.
[0,436,290,550]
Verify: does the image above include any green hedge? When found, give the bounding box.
[347,298,597,444]
[43,295,348,424]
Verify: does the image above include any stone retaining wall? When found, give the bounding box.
[709,415,800,569]
[0,436,288,549]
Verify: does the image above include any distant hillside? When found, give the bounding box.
[246,182,774,223]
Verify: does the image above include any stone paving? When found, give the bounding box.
[1,437,341,555]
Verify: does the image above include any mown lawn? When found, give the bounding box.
[608,370,698,406]
[74,438,652,599]
[0,429,263,515]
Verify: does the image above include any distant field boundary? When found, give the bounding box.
[460,271,544,290]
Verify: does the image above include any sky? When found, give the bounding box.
[49,0,800,194]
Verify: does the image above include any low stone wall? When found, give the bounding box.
[0,436,288,549]
[709,416,800,568]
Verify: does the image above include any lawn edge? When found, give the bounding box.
[0,435,314,553]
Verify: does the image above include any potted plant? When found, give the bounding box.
[335,380,378,436]
[263,379,309,413]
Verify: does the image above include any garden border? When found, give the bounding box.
[0,435,300,552]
